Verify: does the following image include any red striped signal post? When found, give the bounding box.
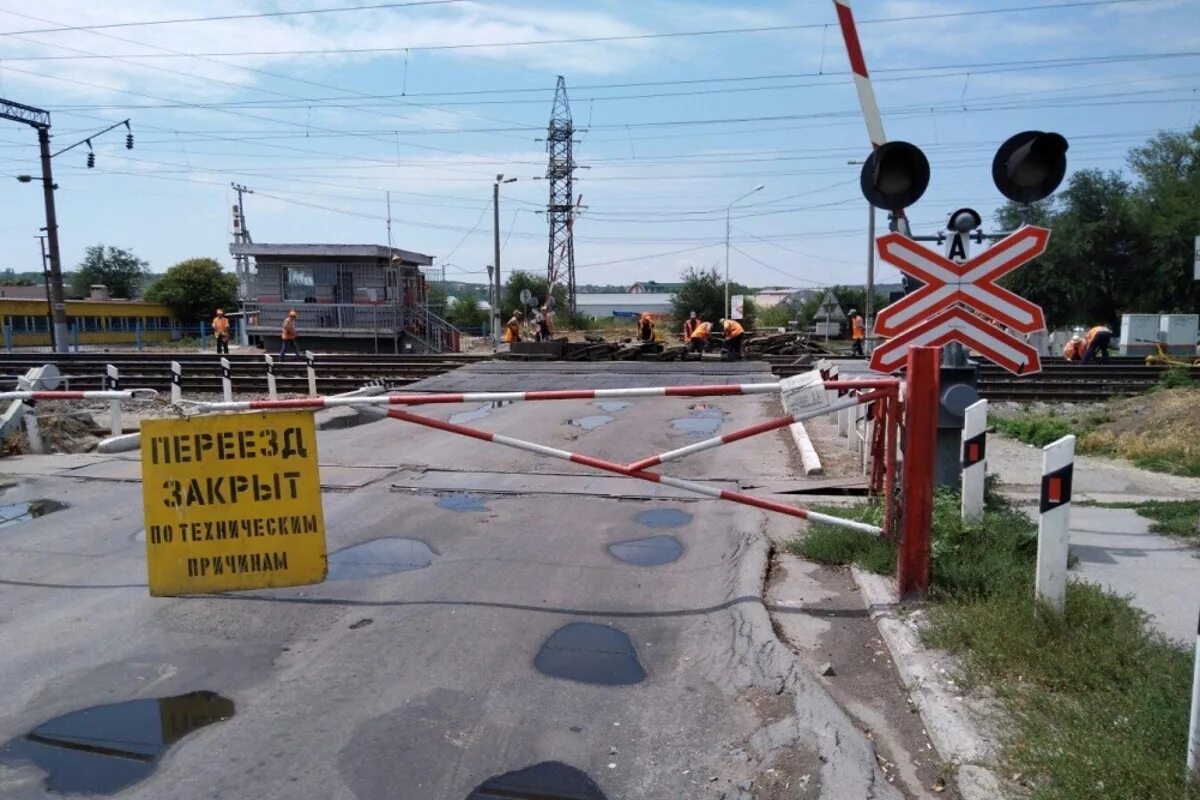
[897,346,940,598]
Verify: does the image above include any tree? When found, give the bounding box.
[757,303,794,329]
[71,244,150,298]
[446,295,486,330]
[144,258,238,322]
[670,266,756,329]
[502,270,566,317]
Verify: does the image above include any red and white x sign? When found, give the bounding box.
[870,306,1042,375]
[873,226,1049,337]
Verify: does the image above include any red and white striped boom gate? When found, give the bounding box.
[193,376,906,539]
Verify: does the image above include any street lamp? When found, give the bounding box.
[725,184,764,319]
[492,174,517,345]
[848,159,876,351]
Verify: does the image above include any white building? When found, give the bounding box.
[574,292,674,319]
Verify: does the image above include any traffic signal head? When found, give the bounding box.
[859,141,929,211]
[947,208,982,233]
[992,131,1068,203]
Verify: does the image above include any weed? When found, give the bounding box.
[1157,366,1196,390]
[788,490,1198,799]
[993,414,1075,447]
[786,502,895,574]
[1085,499,1200,540]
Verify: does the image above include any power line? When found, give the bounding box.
[0,1,468,36]
[1,0,1155,60]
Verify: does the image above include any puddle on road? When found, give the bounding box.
[466,761,608,799]
[568,414,614,431]
[608,534,683,567]
[535,623,646,686]
[0,691,234,795]
[593,401,629,413]
[634,508,693,529]
[327,537,436,580]
[669,404,725,437]
[0,499,65,530]
[437,493,488,513]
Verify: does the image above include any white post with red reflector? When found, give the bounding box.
[961,399,988,524]
[1188,603,1199,777]
[1036,434,1075,614]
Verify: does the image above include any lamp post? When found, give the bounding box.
[848,159,876,350]
[725,184,764,319]
[493,174,518,344]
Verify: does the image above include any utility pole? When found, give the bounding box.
[231,183,253,347]
[545,76,578,311]
[2,98,132,354]
[493,174,516,343]
[724,184,764,319]
[35,234,54,351]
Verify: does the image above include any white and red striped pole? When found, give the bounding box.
[384,406,882,536]
[832,0,910,235]
[626,392,870,472]
[961,399,988,523]
[184,379,902,413]
[1036,434,1075,614]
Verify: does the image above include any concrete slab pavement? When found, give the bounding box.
[0,362,899,800]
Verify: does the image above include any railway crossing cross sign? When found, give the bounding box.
[869,225,1050,376]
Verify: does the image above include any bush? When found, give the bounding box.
[144,258,238,322]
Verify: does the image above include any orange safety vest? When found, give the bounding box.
[1084,325,1110,348]
[503,318,521,343]
[851,314,864,340]
[723,320,744,338]
[281,318,297,340]
[212,316,230,337]
[690,322,711,340]
[683,318,697,339]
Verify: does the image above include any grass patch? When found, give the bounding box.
[1156,366,1197,390]
[994,392,1200,477]
[787,488,1198,799]
[786,502,895,574]
[1086,499,1200,540]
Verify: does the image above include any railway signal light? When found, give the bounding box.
[992,131,1068,204]
[858,140,929,211]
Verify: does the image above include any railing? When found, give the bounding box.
[247,303,400,333]
[243,301,461,353]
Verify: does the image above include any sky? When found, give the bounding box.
[0,0,1195,292]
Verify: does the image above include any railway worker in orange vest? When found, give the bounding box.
[212,308,231,355]
[682,311,699,341]
[689,319,712,354]
[1063,335,1084,361]
[848,308,865,357]
[638,312,655,343]
[720,318,745,360]
[279,310,301,359]
[1081,325,1113,364]
[503,310,523,344]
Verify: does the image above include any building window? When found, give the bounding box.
[282,266,315,302]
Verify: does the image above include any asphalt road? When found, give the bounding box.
[0,363,896,799]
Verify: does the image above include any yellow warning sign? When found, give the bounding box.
[140,410,326,596]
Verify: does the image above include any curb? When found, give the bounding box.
[849,566,1008,800]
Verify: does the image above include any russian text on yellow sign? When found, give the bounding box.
[141,410,326,596]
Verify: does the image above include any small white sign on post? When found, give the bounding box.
[219,357,233,403]
[265,354,277,400]
[961,399,988,524]
[780,371,831,416]
[730,295,745,320]
[105,364,121,437]
[1036,434,1075,614]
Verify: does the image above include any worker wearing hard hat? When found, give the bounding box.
[1063,334,1084,361]
[689,319,712,354]
[720,318,745,360]
[848,308,865,357]
[503,310,523,344]
[1081,325,1113,364]
[279,309,300,359]
[638,312,655,343]
[212,308,231,355]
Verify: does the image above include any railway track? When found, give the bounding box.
[0,352,1190,402]
[0,352,488,395]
